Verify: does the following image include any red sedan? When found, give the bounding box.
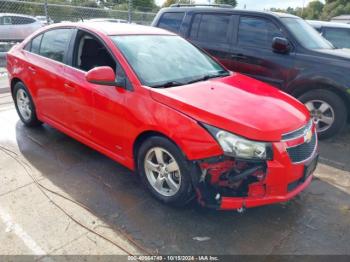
[6,22,318,210]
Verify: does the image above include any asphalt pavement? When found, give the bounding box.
[0,92,349,256]
[0,68,9,94]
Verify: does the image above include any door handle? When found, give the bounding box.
[231,54,247,60]
[64,83,76,92]
[28,66,36,74]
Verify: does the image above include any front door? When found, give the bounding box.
[230,16,296,89]
[64,30,130,159]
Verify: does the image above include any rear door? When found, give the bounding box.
[11,16,40,40]
[230,15,296,89]
[23,28,74,125]
[187,12,235,69]
[0,16,14,41]
[0,16,38,41]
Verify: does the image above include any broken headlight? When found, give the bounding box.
[203,124,273,160]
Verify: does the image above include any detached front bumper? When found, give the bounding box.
[191,129,319,210]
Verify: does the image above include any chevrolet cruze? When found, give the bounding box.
[7,23,318,210]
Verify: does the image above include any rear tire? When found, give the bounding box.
[299,89,347,139]
[137,136,194,206]
[13,82,42,127]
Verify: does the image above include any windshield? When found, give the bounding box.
[111,35,228,87]
[281,17,334,50]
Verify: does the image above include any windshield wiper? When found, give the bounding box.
[151,81,185,88]
[150,71,230,88]
[186,71,230,85]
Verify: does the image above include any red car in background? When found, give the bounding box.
[6,23,318,210]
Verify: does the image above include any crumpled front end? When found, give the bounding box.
[190,122,319,210]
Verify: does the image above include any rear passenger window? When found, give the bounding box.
[39,29,73,63]
[238,17,283,48]
[323,27,350,48]
[158,12,185,33]
[11,16,35,25]
[191,14,231,43]
[30,34,43,54]
[1,16,12,25]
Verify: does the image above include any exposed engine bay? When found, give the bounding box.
[191,156,267,209]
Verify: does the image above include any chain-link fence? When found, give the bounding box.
[0,0,156,24]
[0,0,157,62]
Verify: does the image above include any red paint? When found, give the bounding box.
[7,23,317,210]
[151,74,309,142]
[85,66,116,84]
[221,175,313,210]
[248,183,266,198]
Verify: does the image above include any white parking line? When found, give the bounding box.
[0,205,46,255]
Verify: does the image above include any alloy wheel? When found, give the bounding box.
[305,100,335,133]
[144,147,181,197]
[16,89,32,121]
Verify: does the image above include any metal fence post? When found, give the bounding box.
[128,0,132,23]
[44,0,49,24]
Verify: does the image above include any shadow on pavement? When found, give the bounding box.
[15,122,350,255]
[319,125,350,172]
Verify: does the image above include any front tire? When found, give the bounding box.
[13,82,42,127]
[299,89,347,139]
[137,136,194,206]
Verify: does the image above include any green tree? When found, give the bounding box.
[302,0,324,19]
[214,0,237,7]
[133,0,155,11]
[321,0,350,20]
[162,0,194,8]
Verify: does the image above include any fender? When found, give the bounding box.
[285,68,350,103]
[7,53,32,98]
[128,98,224,169]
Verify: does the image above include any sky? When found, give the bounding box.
[156,0,326,10]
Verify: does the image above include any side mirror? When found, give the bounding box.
[85,66,117,86]
[272,37,290,54]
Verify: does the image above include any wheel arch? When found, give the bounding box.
[10,77,23,97]
[10,77,39,109]
[289,81,350,117]
[133,130,182,170]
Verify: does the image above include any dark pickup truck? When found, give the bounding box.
[152,5,350,139]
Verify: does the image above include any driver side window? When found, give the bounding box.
[73,31,116,72]
[238,16,284,49]
[73,30,130,89]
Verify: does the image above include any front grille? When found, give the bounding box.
[286,132,317,163]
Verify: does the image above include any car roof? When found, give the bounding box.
[50,22,175,36]
[158,6,299,19]
[307,20,350,29]
[87,18,127,22]
[332,15,350,20]
[0,13,37,19]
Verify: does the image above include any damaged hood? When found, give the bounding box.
[149,73,309,142]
